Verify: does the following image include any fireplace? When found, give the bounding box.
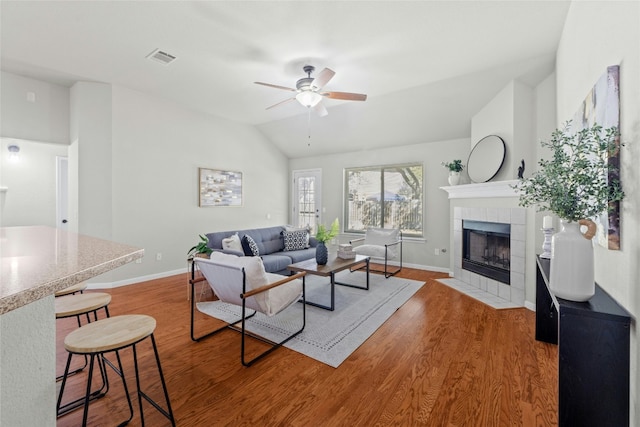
[462,220,511,285]
[449,205,526,307]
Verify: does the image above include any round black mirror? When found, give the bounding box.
[467,135,506,183]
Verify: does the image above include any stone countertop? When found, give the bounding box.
[0,226,144,315]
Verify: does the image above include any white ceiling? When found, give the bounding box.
[0,1,571,158]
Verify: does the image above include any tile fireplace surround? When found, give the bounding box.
[441,206,526,309]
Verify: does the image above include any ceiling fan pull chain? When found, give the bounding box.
[307,108,312,147]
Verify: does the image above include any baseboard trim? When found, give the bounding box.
[87,267,186,289]
[86,262,450,289]
[401,262,450,273]
[524,300,536,312]
[88,262,538,312]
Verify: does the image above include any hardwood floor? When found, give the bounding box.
[55,267,558,426]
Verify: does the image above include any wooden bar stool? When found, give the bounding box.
[56,292,113,416]
[55,292,111,324]
[55,293,112,381]
[57,314,176,427]
[55,282,88,297]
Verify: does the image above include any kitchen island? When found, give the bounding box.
[0,226,143,426]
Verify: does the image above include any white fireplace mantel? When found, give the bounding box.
[440,180,520,199]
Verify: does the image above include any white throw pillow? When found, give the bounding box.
[221,232,242,252]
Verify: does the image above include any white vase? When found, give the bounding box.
[549,220,595,302]
[448,171,460,186]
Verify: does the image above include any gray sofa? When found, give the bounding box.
[205,226,317,275]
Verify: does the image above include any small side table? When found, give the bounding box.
[535,256,630,426]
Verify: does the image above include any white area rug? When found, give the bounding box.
[196,271,425,368]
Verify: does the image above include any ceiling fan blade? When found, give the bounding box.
[322,91,367,101]
[313,102,328,117]
[254,81,296,92]
[311,68,335,91]
[266,97,296,110]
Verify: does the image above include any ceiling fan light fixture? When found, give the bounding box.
[296,91,322,108]
[255,65,366,115]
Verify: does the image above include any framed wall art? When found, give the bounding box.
[571,65,621,250]
[198,167,243,207]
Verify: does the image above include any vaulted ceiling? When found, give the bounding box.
[0,1,571,158]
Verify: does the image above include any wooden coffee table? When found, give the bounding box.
[288,255,370,311]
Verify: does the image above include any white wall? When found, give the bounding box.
[1,72,290,285]
[512,80,535,180]
[470,80,535,182]
[290,138,470,270]
[556,0,640,423]
[0,71,69,144]
[0,138,68,227]
[532,72,557,251]
[104,85,290,283]
[471,82,515,182]
[70,82,113,239]
[463,75,552,307]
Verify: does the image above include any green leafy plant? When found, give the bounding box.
[188,234,213,257]
[441,159,464,172]
[514,122,624,222]
[315,218,340,243]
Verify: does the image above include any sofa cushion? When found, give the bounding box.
[204,226,316,274]
[261,239,283,254]
[282,247,317,263]
[242,235,260,256]
[212,248,245,257]
[260,254,292,274]
[282,229,309,251]
[244,227,284,255]
[207,230,241,251]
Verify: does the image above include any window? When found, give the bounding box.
[344,163,423,237]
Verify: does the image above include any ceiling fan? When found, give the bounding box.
[254,65,367,117]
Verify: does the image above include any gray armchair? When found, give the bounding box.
[350,228,402,278]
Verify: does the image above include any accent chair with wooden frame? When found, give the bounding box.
[190,252,306,366]
[350,228,402,278]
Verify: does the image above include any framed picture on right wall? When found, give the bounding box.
[572,65,621,250]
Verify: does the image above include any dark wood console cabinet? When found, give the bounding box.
[535,256,631,426]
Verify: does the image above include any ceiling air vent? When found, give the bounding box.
[146,49,177,65]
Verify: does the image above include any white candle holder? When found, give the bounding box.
[540,227,554,259]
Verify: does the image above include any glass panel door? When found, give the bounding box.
[292,169,322,233]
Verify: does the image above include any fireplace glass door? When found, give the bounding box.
[462,220,511,285]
